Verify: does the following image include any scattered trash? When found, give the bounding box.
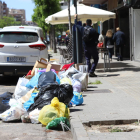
[0,58,89,133]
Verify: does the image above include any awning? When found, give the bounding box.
[45,4,116,25]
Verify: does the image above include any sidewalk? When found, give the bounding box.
[49,48,140,140]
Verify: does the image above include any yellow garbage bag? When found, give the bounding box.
[60,77,72,85]
[38,97,66,126]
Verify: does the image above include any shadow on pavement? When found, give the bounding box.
[87,86,98,88]
[84,89,112,94]
[70,109,83,112]
[0,75,19,86]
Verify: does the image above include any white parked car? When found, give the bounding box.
[0,26,48,75]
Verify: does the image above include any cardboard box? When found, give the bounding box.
[40,58,48,65]
[51,64,61,71]
[46,63,52,72]
[31,60,47,76]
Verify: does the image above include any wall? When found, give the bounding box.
[119,8,130,58]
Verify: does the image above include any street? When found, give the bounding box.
[0,75,73,140]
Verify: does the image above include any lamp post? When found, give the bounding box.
[73,0,79,63]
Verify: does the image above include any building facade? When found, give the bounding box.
[0,1,9,18]
[0,1,3,18]
[9,9,26,25]
[3,1,9,17]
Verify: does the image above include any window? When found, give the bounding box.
[0,32,38,43]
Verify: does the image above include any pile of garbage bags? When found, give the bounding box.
[0,63,87,131]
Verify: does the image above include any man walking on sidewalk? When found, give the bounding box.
[74,14,99,77]
[113,27,125,61]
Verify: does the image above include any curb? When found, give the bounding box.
[70,118,90,140]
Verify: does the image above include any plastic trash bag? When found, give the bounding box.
[21,114,31,123]
[61,62,74,71]
[27,83,73,112]
[70,91,83,106]
[29,108,40,124]
[38,71,56,89]
[0,92,13,113]
[0,92,13,105]
[23,92,38,110]
[54,72,60,85]
[14,77,30,99]
[0,99,26,121]
[72,73,88,90]
[26,72,42,89]
[46,117,70,131]
[38,97,66,126]
[19,88,39,104]
[60,77,72,85]
[72,79,82,93]
[0,99,10,114]
[60,66,79,79]
[58,70,65,79]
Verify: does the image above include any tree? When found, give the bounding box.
[0,16,21,28]
[68,0,72,34]
[32,0,61,34]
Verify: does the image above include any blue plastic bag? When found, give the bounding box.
[23,92,38,110]
[54,72,60,85]
[26,72,42,89]
[70,91,83,106]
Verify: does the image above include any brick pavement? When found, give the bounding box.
[50,48,140,140]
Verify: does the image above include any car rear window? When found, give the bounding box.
[0,32,38,43]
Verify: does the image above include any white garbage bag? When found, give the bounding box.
[29,108,40,124]
[0,99,26,121]
[60,66,79,79]
[72,73,88,91]
[14,77,30,99]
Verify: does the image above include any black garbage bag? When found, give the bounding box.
[0,92,13,113]
[38,71,56,89]
[27,83,73,112]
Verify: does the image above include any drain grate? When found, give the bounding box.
[83,119,140,133]
[83,89,112,94]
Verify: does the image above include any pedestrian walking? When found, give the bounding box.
[105,30,114,61]
[65,34,69,47]
[113,27,125,61]
[74,14,99,77]
[98,30,105,59]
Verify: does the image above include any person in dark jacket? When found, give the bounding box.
[113,27,125,61]
[74,14,99,77]
[105,30,114,61]
[65,34,69,47]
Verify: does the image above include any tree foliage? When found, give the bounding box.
[32,0,61,33]
[0,16,21,28]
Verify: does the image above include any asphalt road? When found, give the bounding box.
[0,75,73,140]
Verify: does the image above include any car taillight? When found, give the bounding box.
[0,44,4,48]
[29,44,46,51]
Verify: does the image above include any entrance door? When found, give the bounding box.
[133,9,140,61]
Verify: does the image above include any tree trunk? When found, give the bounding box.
[68,0,72,35]
[50,26,53,49]
[53,25,57,53]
